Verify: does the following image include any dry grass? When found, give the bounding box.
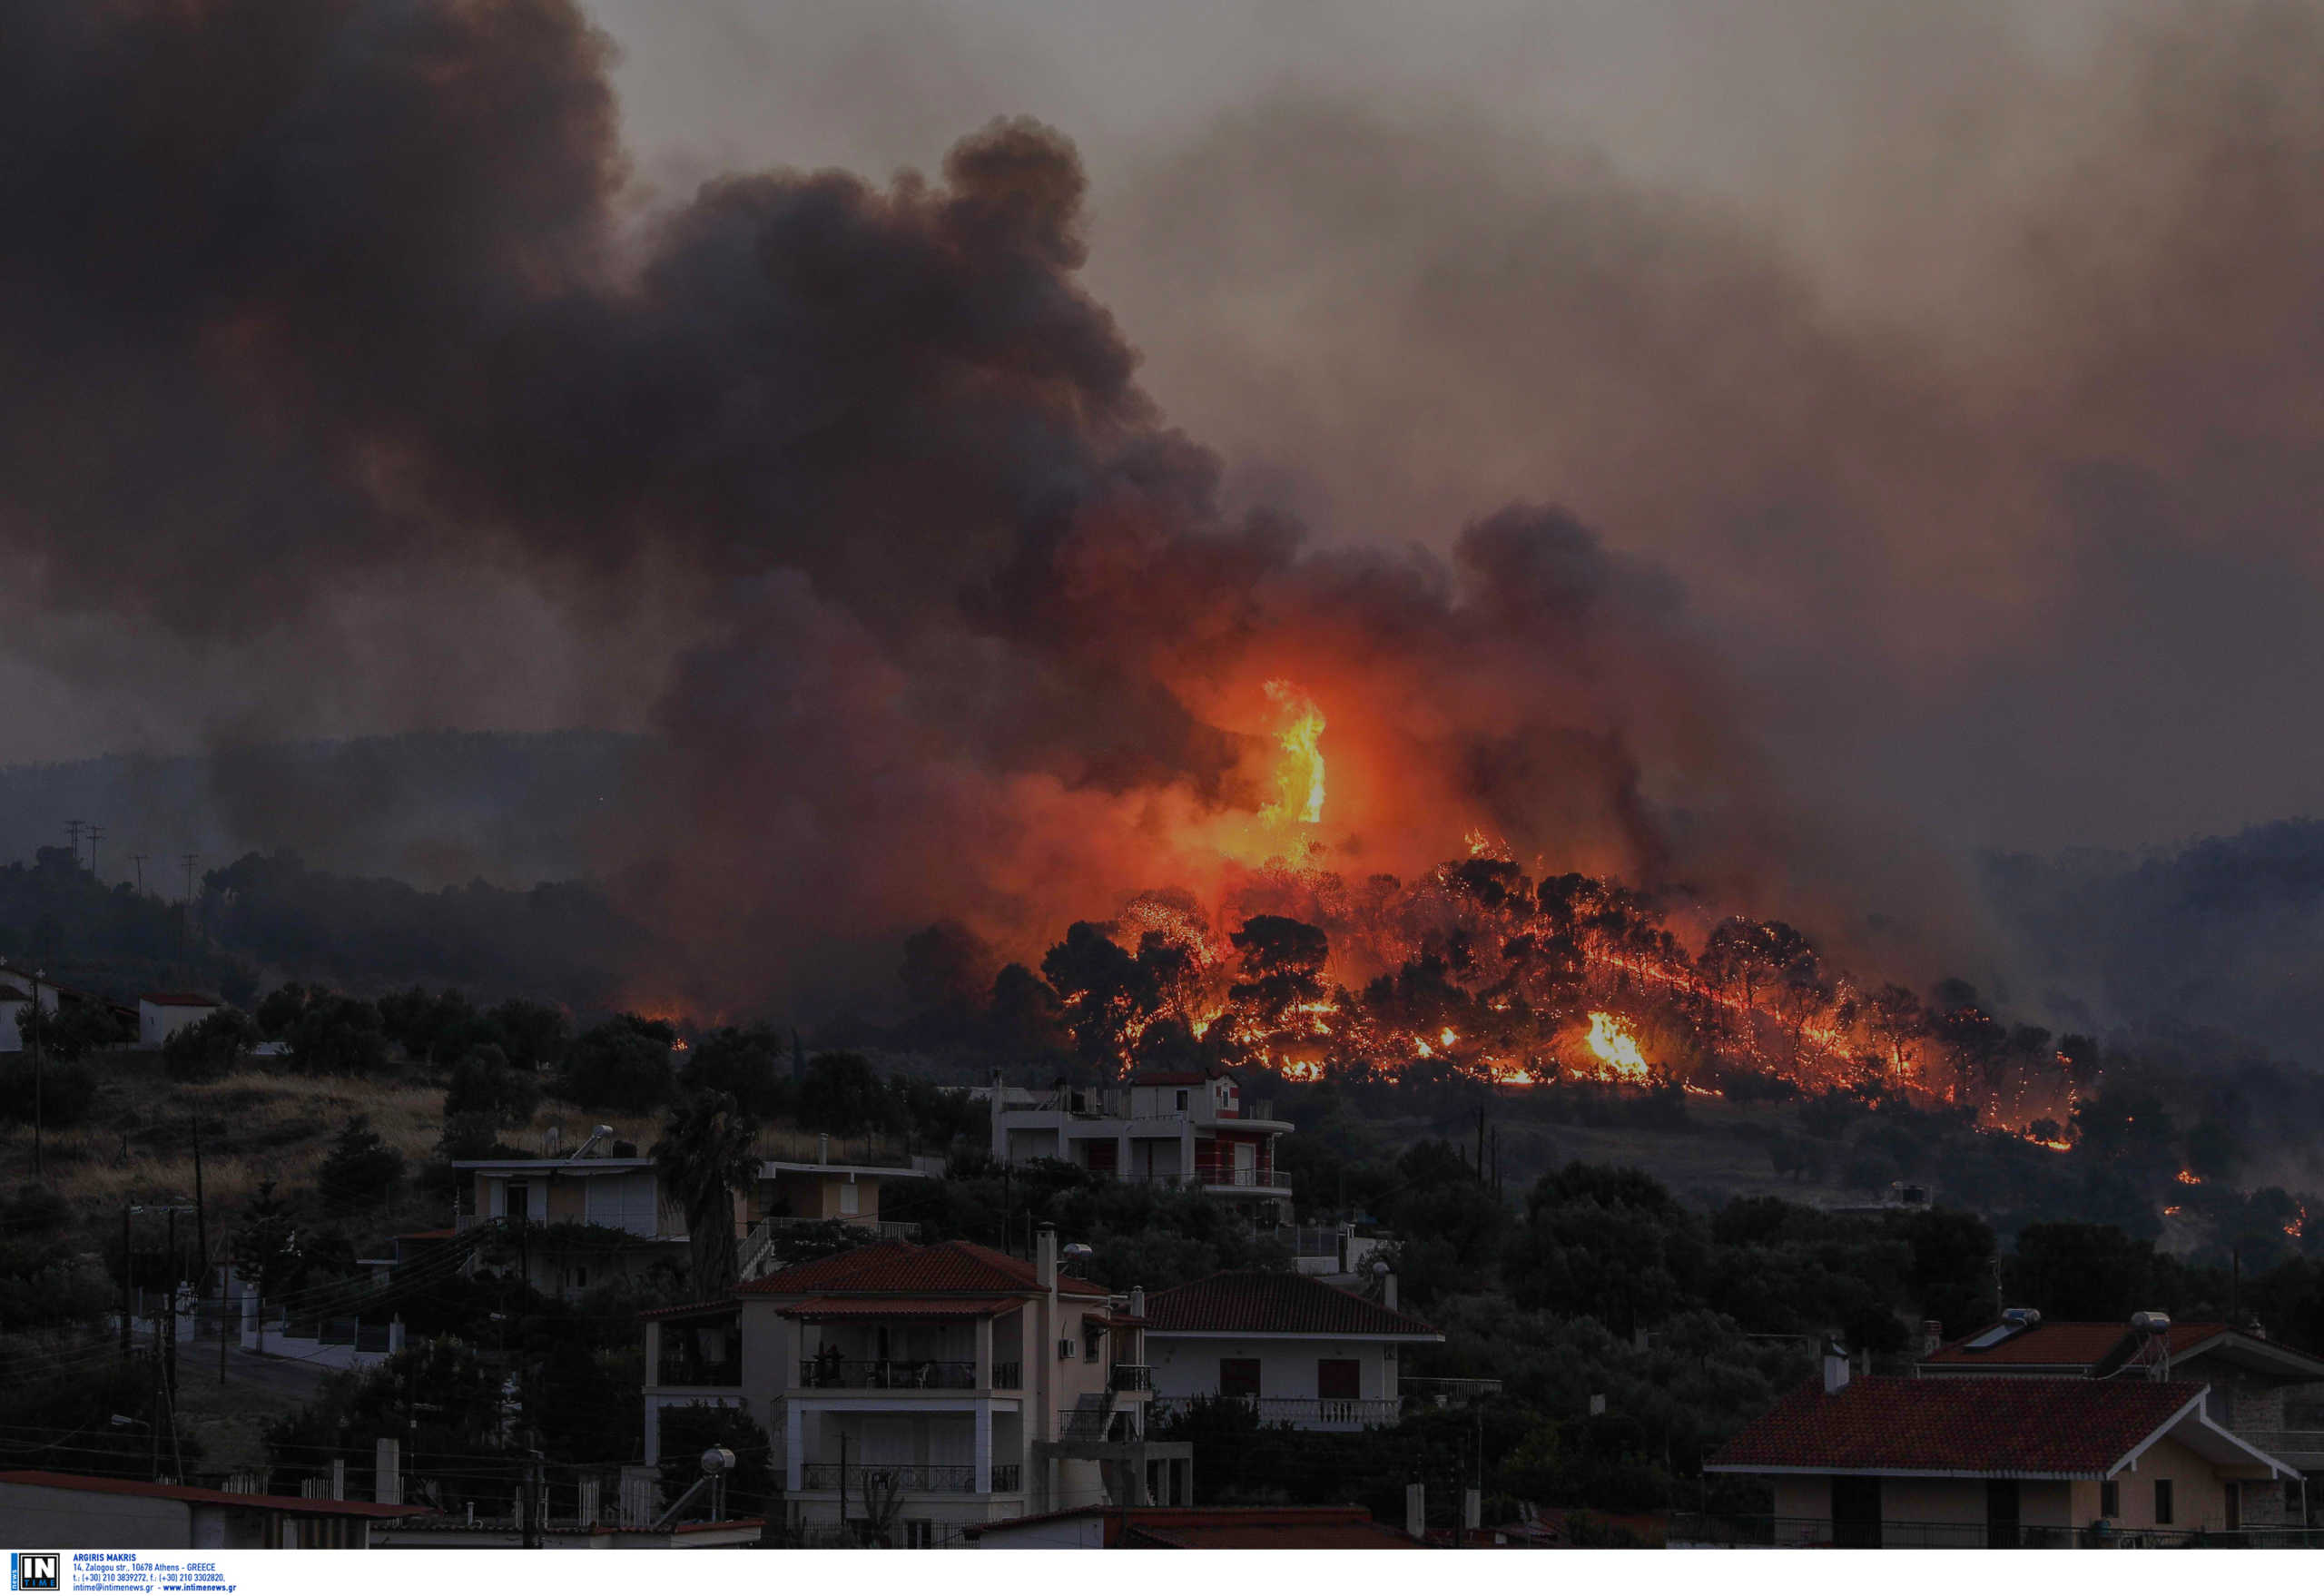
[4,1053,911,1232]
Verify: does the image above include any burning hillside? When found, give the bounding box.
[950,674,2089,1145]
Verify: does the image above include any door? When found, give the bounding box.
[2226,1481,2242,1531]
[1219,1357,1261,1401]
[1831,1475,1881,1549]
[1235,1140,1257,1184]
[1985,1479,2020,1548]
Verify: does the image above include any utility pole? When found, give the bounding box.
[65,819,84,864]
[29,971,44,1182]
[131,852,147,894]
[87,823,105,883]
[120,1205,133,1360]
[180,853,198,963]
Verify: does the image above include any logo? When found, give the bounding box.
[11,1554,60,1592]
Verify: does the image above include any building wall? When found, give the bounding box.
[139,1001,214,1048]
[1147,1336,1398,1403]
[0,1484,193,1547]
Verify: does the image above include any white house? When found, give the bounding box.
[1145,1270,1442,1431]
[641,1228,1191,1545]
[990,1068,1294,1217]
[139,991,222,1048]
[0,965,62,1053]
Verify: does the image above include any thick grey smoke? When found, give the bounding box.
[8,0,2324,1019]
[0,0,1759,1011]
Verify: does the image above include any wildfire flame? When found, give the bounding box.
[2175,1167,2202,1186]
[1578,1011,1651,1082]
[1261,679,1326,826]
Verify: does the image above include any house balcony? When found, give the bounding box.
[656,1351,743,1389]
[798,1358,981,1391]
[796,1463,1024,1495]
[1110,1363,1154,1393]
[1152,1394,1401,1430]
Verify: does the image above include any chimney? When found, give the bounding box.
[1037,1224,1058,1290]
[1382,1271,1398,1312]
[1922,1319,1944,1358]
[1129,1286,1146,1318]
[1822,1338,1851,1395]
[817,1132,830,1166]
[374,1437,400,1505]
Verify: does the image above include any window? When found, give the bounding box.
[839,1180,860,1217]
[1220,1357,1261,1399]
[1085,1326,1104,1363]
[504,1181,530,1222]
[2099,1480,2120,1519]
[1175,1089,1189,1112]
[905,1520,936,1549]
[2226,1482,2242,1532]
[568,1266,588,1289]
[2154,1479,2174,1525]
[1318,1359,1362,1400]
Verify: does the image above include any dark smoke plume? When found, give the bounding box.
[0,0,1769,1012]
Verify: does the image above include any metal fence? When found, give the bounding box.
[797,1358,979,1390]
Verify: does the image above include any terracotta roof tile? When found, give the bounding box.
[1708,1376,2202,1476]
[737,1238,1108,1299]
[781,1296,1019,1320]
[1144,1272,1440,1338]
[0,1470,427,1518]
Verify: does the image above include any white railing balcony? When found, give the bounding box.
[1153,1394,1401,1430]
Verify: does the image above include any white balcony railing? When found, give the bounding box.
[1153,1395,1400,1429]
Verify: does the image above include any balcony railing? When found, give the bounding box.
[1130,1168,1285,1191]
[1152,1394,1400,1428]
[993,1361,1021,1390]
[656,1355,743,1388]
[797,1358,979,1390]
[1057,1406,1137,1443]
[797,1462,1025,1494]
[1664,1513,2324,1550]
[1110,1363,1154,1393]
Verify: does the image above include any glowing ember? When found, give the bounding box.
[2027,1135,2073,1152]
[1260,679,1326,826]
[1488,1059,1541,1086]
[2175,1167,2202,1186]
[1581,1011,1650,1082]
[2290,1205,2309,1241]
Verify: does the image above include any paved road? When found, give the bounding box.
[136,1326,335,1401]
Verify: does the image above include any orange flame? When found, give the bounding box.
[2175,1167,2202,1186]
[1261,679,1326,826]
[1578,1011,1651,1082]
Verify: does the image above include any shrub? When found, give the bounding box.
[162,1007,262,1082]
[319,1114,405,1212]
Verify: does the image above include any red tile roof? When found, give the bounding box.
[1708,1376,2204,1477]
[0,1470,427,1518]
[738,1238,1108,1299]
[781,1296,1019,1320]
[1144,1272,1441,1339]
[1924,1321,2222,1369]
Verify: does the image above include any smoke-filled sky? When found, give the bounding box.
[5,0,2324,1007]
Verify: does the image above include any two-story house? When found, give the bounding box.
[1700,1351,2299,1546]
[990,1069,1293,1217]
[454,1148,933,1298]
[1145,1270,1441,1431]
[640,1228,1190,1545]
[1920,1311,2324,1522]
